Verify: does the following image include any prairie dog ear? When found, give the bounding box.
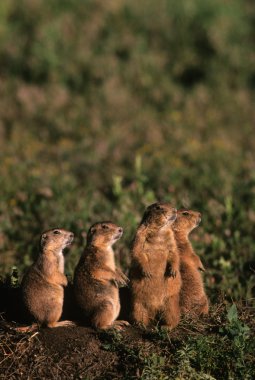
[89,227,97,235]
[41,233,48,247]
[198,259,205,272]
[199,264,206,272]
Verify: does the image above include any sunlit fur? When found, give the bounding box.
[129,202,181,329]
[22,228,74,327]
[74,221,129,330]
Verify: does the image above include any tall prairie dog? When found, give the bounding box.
[130,202,181,329]
[22,228,74,328]
[73,221,129,330]
[172,209,209,316]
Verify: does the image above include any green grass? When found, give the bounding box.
[94,303,255,379]
[0,0,255,301]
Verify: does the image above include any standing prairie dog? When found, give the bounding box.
[22,228,74,328]
[172,210,209,316]
[73,222,129,330]
[129,202,181,329]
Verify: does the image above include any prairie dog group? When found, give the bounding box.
[73,222,129,329]
[22,228,74,328]
[19,203,208,332]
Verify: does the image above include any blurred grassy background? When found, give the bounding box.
[0,0,255,302]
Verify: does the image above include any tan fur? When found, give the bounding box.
[21,228,74,328]
[172,210,209,316]
[73,221,129,330]
[129,202,181,329]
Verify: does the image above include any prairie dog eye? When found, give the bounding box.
[182,211,189,216]
[155,205,161,210]
[53,230,61,235]
[102,224,109,230]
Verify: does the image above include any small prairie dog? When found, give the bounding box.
[130,202,181,329]
[172,209,209,316]
[22,228,74,328]
[73,221,129,330]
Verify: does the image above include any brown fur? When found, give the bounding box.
[73,221,129,330]
[21,228,74,328]
[172,209,209,316]
[129,202,181,329]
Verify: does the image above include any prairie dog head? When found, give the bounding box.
[172,209,201,235]
[141,202,177,230]
[87,221,123,248]
[40,228,74,255]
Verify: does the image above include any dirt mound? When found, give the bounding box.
[0,321,156,379]
[1,282,254,380]
[39,326,119,379]
[0,283,158,379]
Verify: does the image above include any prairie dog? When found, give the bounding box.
[172,210,209,316]
[130,202,181,329]
[74,221,129,330]
[22,228,74,328]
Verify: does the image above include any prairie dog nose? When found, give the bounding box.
[118,227,123,234]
